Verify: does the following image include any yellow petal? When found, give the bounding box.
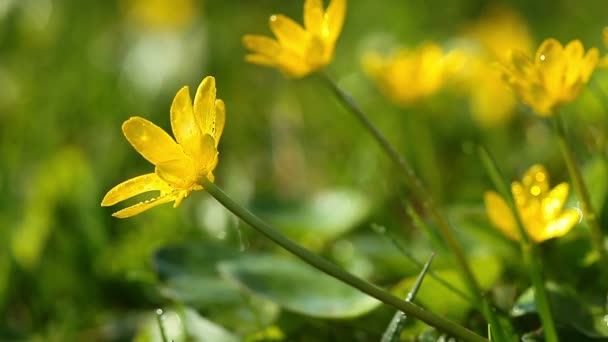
[581,47,600,81]
[521,164,549,196]
[533,208,580,242]
[170,86,202,158]
[325,0,346,43]
[193,133,219,176]
[541,183,569,220]
[484,191,519,241]
[101,173,171,206]
[304,0,324,36]
[112,193,177,218]
[122,117,185,166]
[535,38,563,63]
[214,99,225,146]
[245,53,277,67]
[269,14,309,57]
[242,35,282,57]
[155,156,196,189]
[193,76,217,136]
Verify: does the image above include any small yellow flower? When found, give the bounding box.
[101,76,225,218]
[484,164,581,242]
[501,38,600,116]
[242,0,346,78]
[363,42,465,106]
[121,0,196,30]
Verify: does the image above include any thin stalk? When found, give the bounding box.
[155,309,169,342]
[381,253,435,342]
[318,72,507,341]
[202,179,488,342]
[552,114,607,266]
[478,146,559,342]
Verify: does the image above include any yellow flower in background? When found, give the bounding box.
[484,164,580,242]
[101,76,225,218]
[501,38,600,116]
[461,5,534,127]
[242,0,346,78]
[363,42,465,106]
[121,0,196,30]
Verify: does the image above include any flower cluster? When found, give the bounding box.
[484,164,580,242]
[242,0,346,78]
[101,76,224,218]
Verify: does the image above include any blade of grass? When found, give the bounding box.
[381,253,435,342]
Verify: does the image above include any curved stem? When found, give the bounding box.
[478,146,559,342]
[318,72,507,340]
[202,179,488,342]
[552,114,607,266]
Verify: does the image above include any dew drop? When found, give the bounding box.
[156,308,163,315]
[540,54,547,61]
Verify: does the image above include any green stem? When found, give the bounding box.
[552,114,607,266]
[478,146,559,342]
[318,72,507,341]
[202,179,488,342]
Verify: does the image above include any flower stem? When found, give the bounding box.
[318,72,507,341]
[478,146,559,342]
[202,179,488,342]
[552,114,608,266]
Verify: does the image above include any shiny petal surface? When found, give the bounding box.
[112,192,177,218]
[325,0,346,42]
[534,208,581,242]
[193,76,217,136]
[304,0,324,36]
[242,35,282,57]
[122,117,185,166]
[156,157,196,189]
[214,99,226,146]
[101,173,172,206]
[484,191,519,241]
[170,86,201,157]
[269,14,309,57]
[541,183,569,220]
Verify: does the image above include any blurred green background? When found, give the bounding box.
[2,0,608,340]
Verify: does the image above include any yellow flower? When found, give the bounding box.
[484,164,581,242]
[121,0,196,30]
[501,38,600,116]
[101,76,225,218]
[460,5,534,127]
[363,42,465,106]
[242,0,346,78]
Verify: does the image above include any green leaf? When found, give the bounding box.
[252,189,371,249]
[218,254,381,318]
[153,241,243,306]
[512,283,608,338]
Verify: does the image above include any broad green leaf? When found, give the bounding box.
[218,254,381,318]
[512,283,608,338]
[252,189,371,249]
[153,241,241,306]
